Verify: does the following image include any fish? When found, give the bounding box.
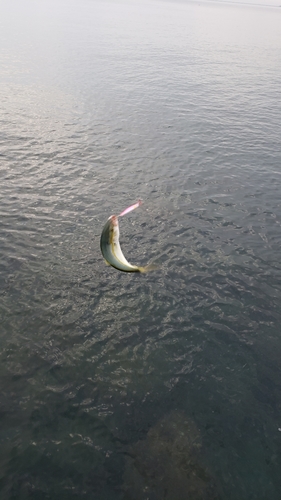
[100,200,155,273]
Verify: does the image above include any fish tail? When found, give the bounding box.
[138,263,159,273]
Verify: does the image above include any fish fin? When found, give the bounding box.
[138,263,159,273]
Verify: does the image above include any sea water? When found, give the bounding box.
[1,0,281,498]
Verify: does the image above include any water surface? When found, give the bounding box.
[1,0,281,498]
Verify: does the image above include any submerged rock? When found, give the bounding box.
[123,411,219,500]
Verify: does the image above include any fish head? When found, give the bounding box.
[109,215,118,226]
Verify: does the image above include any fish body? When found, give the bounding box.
[100,215,141,273]
[100,201,156,273]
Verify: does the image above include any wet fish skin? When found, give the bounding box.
[100,201,157,273]
[100,215,142,273]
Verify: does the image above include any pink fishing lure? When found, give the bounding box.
[119,199,142,217]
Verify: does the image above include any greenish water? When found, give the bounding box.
[1,0,281,498]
